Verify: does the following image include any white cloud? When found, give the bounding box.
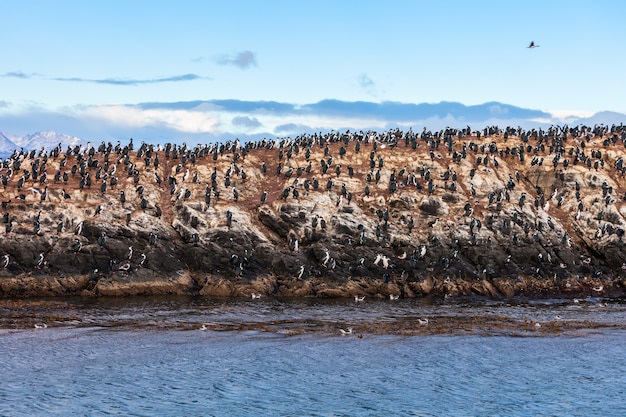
[2,99,620,147]
[548,109,596,122]
[215,51,257,69]
[80,105,222,134]
[232,115,262,129]
[358,73,378,97]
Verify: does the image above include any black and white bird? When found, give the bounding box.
[297,265,305,280]
[126,246,133,260]
[71,238,82,254]
[138,253,146,267]
[98,232,107,247]
[528,41,539,48]
[2,254,9,268]
[34,252,45,269]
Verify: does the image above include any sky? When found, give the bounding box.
[1,0,625,143]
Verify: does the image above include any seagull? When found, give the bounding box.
[34,323,48,329]
[592,285,604,293]
[2,254,8,268]
[126,246,133,260]
[528,41,539,48]
[389,294,400,300]
[354,295,365,302]
[118,262,131,272]
[297,265,305,280]
[339,327,353,335]
[138,253,146,267]
[251,293,262,299]
[418,318,429,325]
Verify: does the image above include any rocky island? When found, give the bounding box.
[1,125,626,299]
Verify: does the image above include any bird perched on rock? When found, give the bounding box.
[71,238,82,254]
[34,252,45,269]
[98,232,107,248]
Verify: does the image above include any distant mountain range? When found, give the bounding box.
[0,131,85,158]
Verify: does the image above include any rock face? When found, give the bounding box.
[2,126,626,298]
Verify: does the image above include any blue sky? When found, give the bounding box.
[1,0,625,142]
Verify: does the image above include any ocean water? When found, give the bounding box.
[1,296,625,416]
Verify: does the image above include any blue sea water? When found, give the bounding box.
[1,297,625,416]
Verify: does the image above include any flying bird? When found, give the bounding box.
[528,41,539,48]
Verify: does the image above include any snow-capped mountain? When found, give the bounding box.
[0,130,87,158]
[0,132,20,155]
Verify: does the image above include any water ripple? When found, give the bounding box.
[1,297,626,415]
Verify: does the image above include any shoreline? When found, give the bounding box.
[1,272,624,299]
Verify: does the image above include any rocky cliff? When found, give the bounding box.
[2,125,626,298]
